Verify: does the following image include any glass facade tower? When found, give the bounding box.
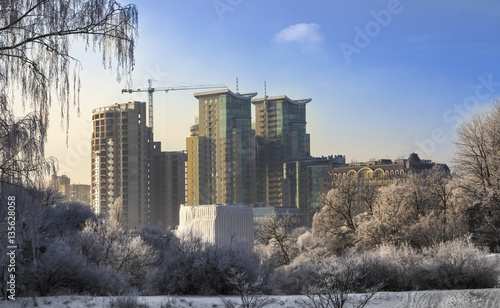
[252,95,311,206]
[186,89,257,206]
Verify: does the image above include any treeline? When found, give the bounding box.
[0,185,261,297]
[256,170,499,295]
[0,101,499,299]
[0,177,498,299]
[255,99,500,297]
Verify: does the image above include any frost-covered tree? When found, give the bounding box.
[467,189,500,251]
[78,217,154,290]
[357,180,379,214]
[0,0,138,186]
[0,100,56,186]
[0,0,138,137]
[455,100,500,250]
[109,196,123,226]
[455,99,500,197]
[218,268,276,308]
[322,177,360,231]
[257,212,301,266]
[312,176,375,254]
[355,168,467,249]
[355,184,412,248]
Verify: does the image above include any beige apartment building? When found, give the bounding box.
[53,175,91,204]
[91,102,151,230]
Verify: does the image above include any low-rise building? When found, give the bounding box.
[53,175,91,204]
[321,153,449,194]
[177,204,254,249]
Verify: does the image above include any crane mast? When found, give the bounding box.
[121,79,226,129]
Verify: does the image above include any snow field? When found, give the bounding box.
[3,289,500,308]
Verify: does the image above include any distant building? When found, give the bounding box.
[55,174,71,187]
[186,89,257,206]
[252,95,311,207]
[322,153,449,195]
[177,205,254,248]
[53,175,91,204]
[283,155,345,226]
[251,205,302,230]
[91,102,151,230]
[150,142,187,230]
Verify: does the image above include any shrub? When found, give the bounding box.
[304,253,380,308]
[274,254,319,295]
[78,218,154,291]
[148,237,261,295]
[359,243,421,291]
[27,240,126,296]
[414,237,499,289]
[108,297,149,308]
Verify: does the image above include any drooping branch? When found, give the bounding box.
[0,0,138,145]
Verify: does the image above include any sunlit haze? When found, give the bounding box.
[39,0,500,184]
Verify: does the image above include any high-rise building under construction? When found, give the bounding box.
[92,101,187,231]
[91,102,151,230]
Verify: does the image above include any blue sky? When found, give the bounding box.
[44,0,500,184]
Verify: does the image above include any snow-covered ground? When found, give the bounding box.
[3,289,500,308]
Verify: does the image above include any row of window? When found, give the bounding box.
[329,169,406,180]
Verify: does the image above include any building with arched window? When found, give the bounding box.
[321,153,449,195]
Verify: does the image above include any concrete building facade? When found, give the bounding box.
[91,102,151,230]
[283,155,345,226]
[54,175,91,204]
[150,142,187,230]
[186,89,257,206]
[252,95,311,206]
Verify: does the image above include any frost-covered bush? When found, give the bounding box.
[414,237,499,289]
[359,243,421,291]
[274,256,318,295]
[24,241,125,296]
[218,269,277,308]
[304,253,379,308]
[140,226,179,264]
[148,235,261,295]
[108,296,149,308]
[467,189,500,251]
[78,218,154,291]
[49,201,96,237]
[0,185,100,297]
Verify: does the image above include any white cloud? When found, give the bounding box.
[274,23,324,46]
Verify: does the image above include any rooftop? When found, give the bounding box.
[194,89,257,100]
[92,101,144,113]
[252,95,311,106]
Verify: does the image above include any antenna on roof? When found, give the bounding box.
[236,77,239,94]
[264,80,267,99]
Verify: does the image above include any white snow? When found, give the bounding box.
[3,289,500,308]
